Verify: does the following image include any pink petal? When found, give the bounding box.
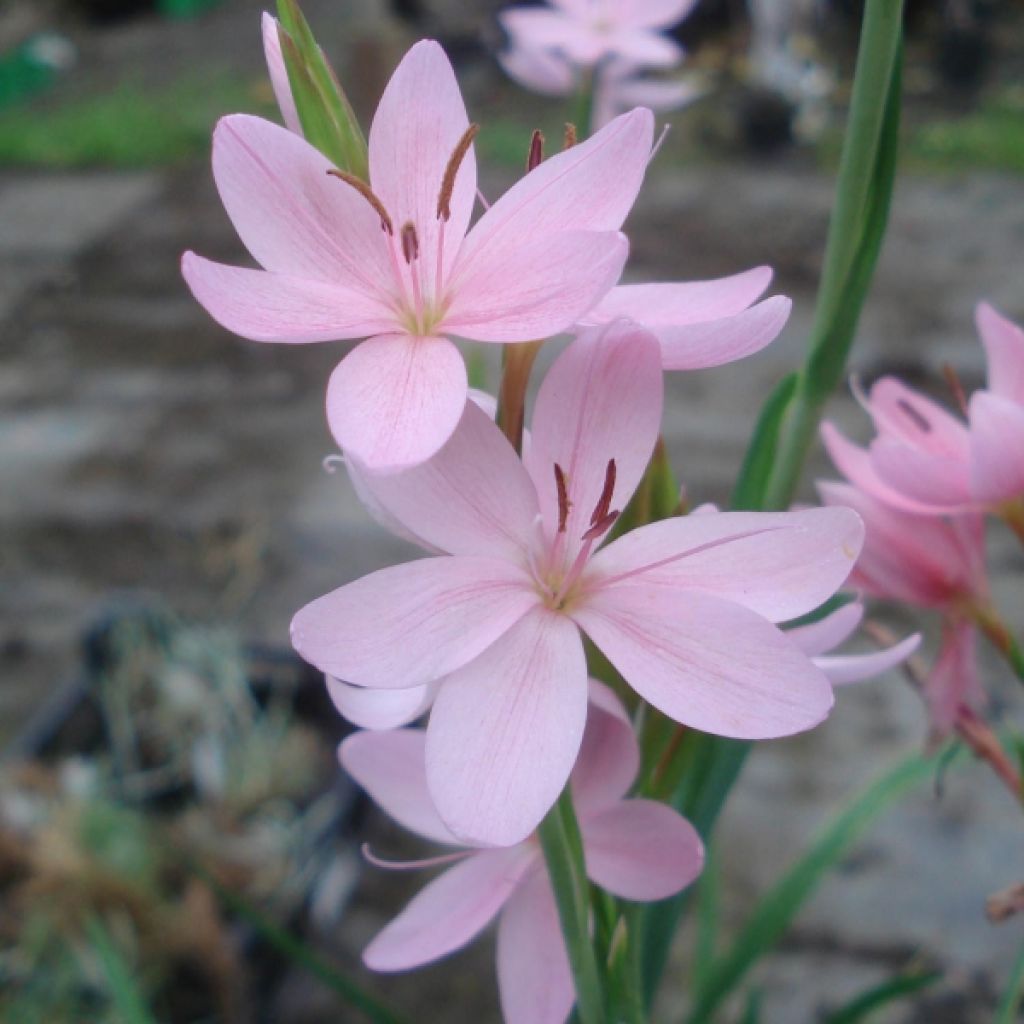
[262,13,302,135]
[325,334,468,471]
[625,0,699,30]
[582,799,703,900]
[866,378,969,459]
[497,870,575,1024]
[210,114,391,290]
[426,608,588,846]
[327,676,436,729]
[977,302,1024,405]
[968,391,1024,505]
[587,507,863,623]
[364,845,534,971]
[816,632,921,687]
[925,619,983,737]
[346,399,538,560]
[368,41,476,294]
[500,9,598,61]
[787,602,864,658]
[870,437,971,510]
[583,267,773,327]
[611,28,683,67]
[573,586,834,739]
[524,324,663,565]
[498,40,575,96]
[443,230,629,343]
[572,679,640,813]
[608,75,702,116]
[345,456,442,552]
[290,555,536,688]
[453,107,653,276]
[181,254,395,343]
[338,729,455,844]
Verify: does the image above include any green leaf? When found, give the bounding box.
[996,939,1024,1024]
[275,0,368,178]
[687,750,942,1024]
[85,916,159,1024]
[730,372,798,511]
[823,967,941,1024]
[692,845,721,994]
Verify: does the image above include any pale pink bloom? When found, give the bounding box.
[818,481,988,737]
[592,60,703,130]
[500,0,696,71]
[261,13,302,136]
[183,41,652,471]
[822,302,1024,514]
[293,321,863,845]
[341,680,704,1024]
[788,600,920,686]
[578,265,792,371]
[498,39,577,97]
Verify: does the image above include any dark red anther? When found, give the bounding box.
[437,122,480,221]
[582,509,619,542]
[563,122,578,149]
[896,397,932,434]
[328,169,393,234]
[590,459,617,527]
[527,129,544,172]
[401,222,419,264]
[554,463,570,533]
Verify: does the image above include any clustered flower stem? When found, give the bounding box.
[496,340,543,453]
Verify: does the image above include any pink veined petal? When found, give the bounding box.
[369,40,476,294]
[820,421,953,516]
[452,107,654,281]
[524,324,663,566]
[572,679,640,814]
[261,14,302,136]
[181,254,395,343]
[815,632,921,687]
[870,437,972,510]
[498,38,576,96]
[500,8,604,63]
[326,334,468,472]
[977,301,1024,405]
[610,27,683,68]
[654,296,791,370]
[347,399,538,560]
[573,586,834,740]
[210,114,391,291]
[364,845,535,972]
[586,507,863,623]
[339,729,455,844]
[345,456,442,553]
[623,0,699,31]
[290,555,536,689]
[582,267,773,328]
[925,619,983,738]
[968,391,1024,505]
[607,75,702,116]
[788,601,864,658]
[497,870,575,1024]
[426,607,588,847]
[327,676,437,730]
[444,230,628,343]
[866,378,969,459]
[582,799,704,900]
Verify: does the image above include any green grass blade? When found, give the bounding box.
[85,916,159,1024]
[823,967,941,1024]
[996,939,1024,1024]
[687,750,940,1024]
[730,372,799,511]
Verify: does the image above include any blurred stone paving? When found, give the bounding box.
[2,19,1024,1020]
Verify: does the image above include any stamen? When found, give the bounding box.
[589,459,617,527]
[361,843,472,872]
[582,509,619,542]
[554,463,571,533]
[527,129,544,172]
[401,222,419,264]
[943,363,969,417]
[563,122,578,149]
[896,397,932,434]
[327,169,393,234]
[437,122,480,222]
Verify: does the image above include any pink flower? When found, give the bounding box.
[818,481,989,737]
[182,40,652,471]
[822,302,1024,515]
[261,14,301,136]
[500,0,696,72]
[341,680,704,1024]
[788,600,920,686]
[292,320,863,845]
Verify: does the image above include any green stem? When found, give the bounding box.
[764,0,905,509]
[996,938,1024,1024]
[538,787,608,1024]
[974,605,1024,686]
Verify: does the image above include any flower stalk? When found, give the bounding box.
[496,340,543,453]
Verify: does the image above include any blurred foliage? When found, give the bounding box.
[0,72,273,168]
